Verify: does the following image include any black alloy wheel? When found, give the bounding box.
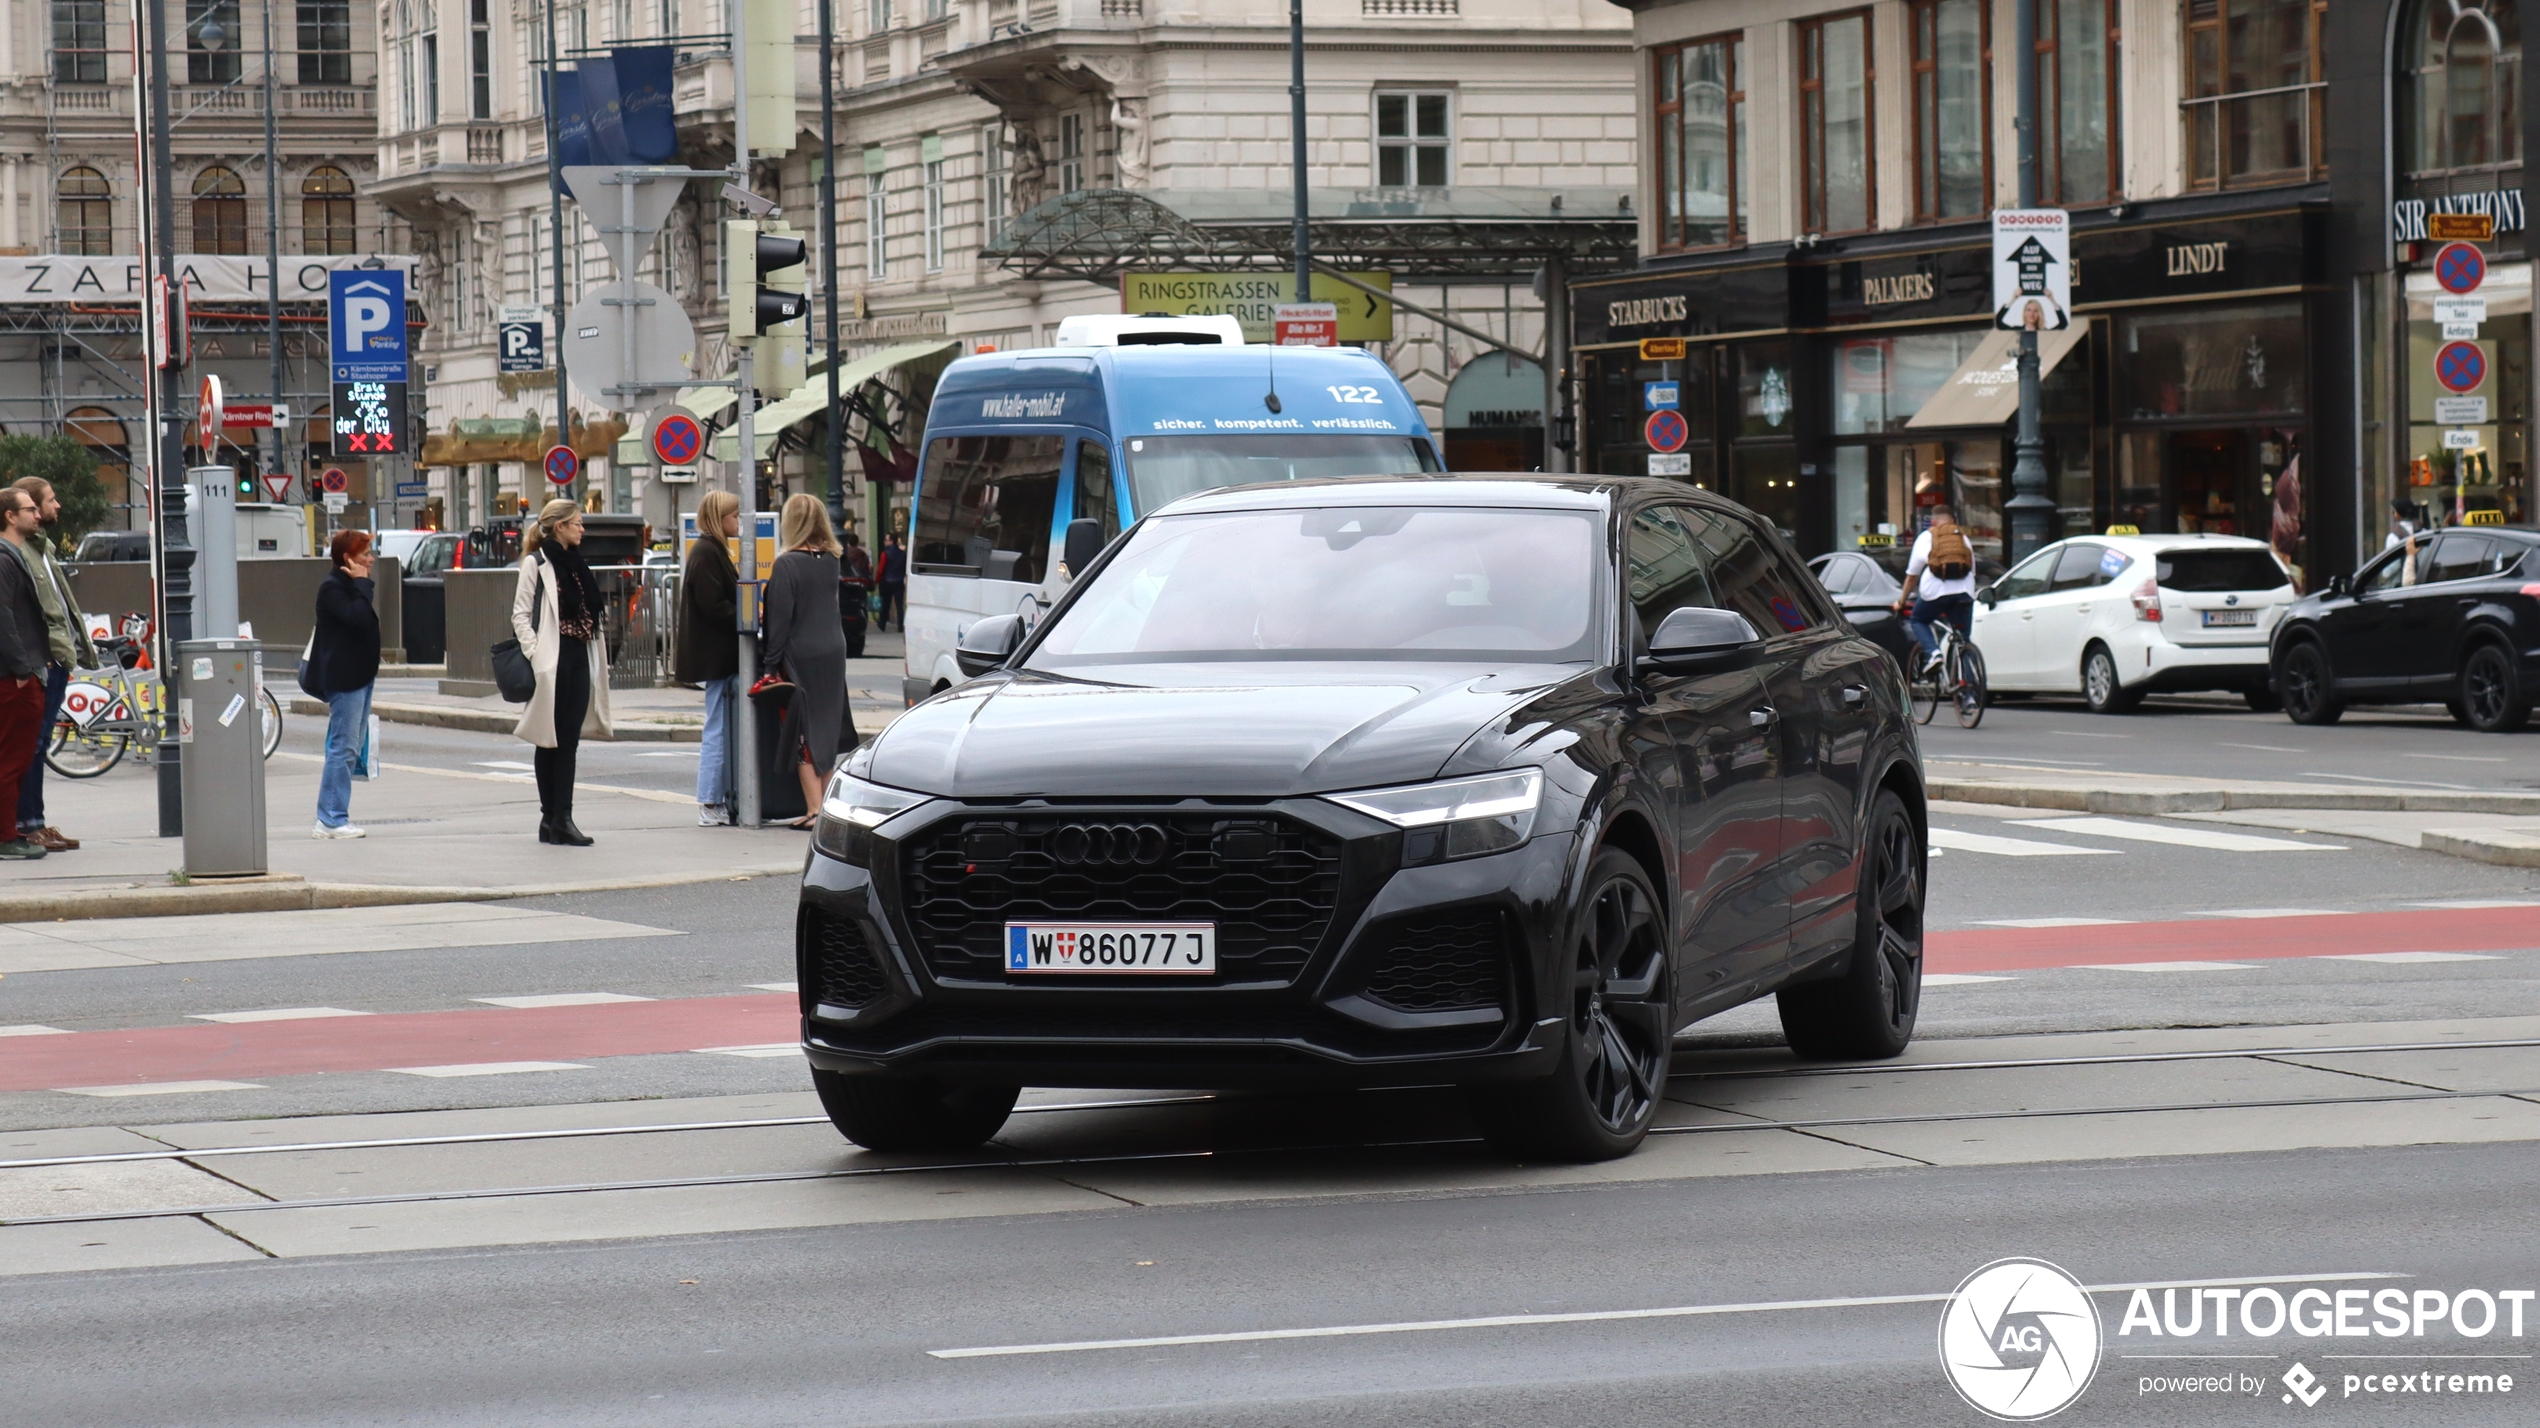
[2277,640,2342,725]
[2082,645,2140,714]
[1778,789,1924,1060]
[812,1068,1020,1152]
[2460,642,2531,733]
[1469,848,1672,1162]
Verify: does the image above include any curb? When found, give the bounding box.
[2423,828,2540,869]
[285,696,701,743]
[0,862,804,924]
[1928,778,2540,818]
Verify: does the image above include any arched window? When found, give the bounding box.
[191,164,247,254]
[303,166,356,254]
[2405,0,2523,174]
[57,167,113,255]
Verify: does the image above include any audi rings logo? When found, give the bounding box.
[1939,1258,2104,1420]
[1049,823,1171,867]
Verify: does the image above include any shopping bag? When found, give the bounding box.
[361,712,382,781]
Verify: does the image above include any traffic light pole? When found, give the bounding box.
[2005,0,2052,567]
[729,0,762,831]
[146,0,190,837]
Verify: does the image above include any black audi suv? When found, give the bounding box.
[797,476,1929,1161]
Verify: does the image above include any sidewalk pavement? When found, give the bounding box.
[0,746,808,923]
[283,632,913,742]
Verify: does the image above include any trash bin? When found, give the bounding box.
[178,638,267,876]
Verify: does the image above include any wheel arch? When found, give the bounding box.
[1593,805,1668,909]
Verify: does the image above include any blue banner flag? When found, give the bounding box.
[578,57,628,166]
[614,47,677,163]
[551,70,590,179]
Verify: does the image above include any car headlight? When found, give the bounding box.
[1326,767,1543,864]
[814,772,927,865]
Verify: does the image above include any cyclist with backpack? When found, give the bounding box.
[1894,505,1978,675]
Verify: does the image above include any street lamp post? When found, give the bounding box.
[146,0,192,836]
[1288,0,1308,299]
[2004,0,2054,566]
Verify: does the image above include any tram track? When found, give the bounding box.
[5,1036,2535,1231]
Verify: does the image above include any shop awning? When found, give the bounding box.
[709,338,959,462]
[1904,326,2089,430]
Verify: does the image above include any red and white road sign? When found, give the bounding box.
[1273,302,1338,347]
[262,472,293,503]
[219,404,289,430]
[319,466,350,494]
[196,373,224,444]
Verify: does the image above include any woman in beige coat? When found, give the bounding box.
[512,499,613,844]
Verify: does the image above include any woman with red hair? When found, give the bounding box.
[309,529,382,837]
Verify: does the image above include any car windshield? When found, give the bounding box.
[2155,548,2289,592]
[1026,505,1603,666]
[1121,435,1439,513]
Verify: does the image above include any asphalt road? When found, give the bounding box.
[15,1141,2536,1427]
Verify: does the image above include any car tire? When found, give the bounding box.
[812,1069,1019,1152]
[2081,644,2142,714]
[2277,640,2342,725]
[2459,641,2532,733]
[1467,848,1671,1163]
[1777,789,1923,1061]
[2243,683,2283,714]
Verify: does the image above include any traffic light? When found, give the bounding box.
[741,0,798,158]
[724,218,810,341]
[756,221,809,400]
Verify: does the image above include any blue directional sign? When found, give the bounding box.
[329,269,408,382]
[1643,381,1680,411]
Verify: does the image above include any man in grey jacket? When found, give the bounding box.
[10,476,94,852]
[0,489,54,860]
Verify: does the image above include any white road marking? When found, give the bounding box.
[634,750,700,758]
[2009,817,2346,852]
[386,1062,590,1078]
[471,759,537,771]
[2220,742,2303,753]
[0,1025,71,1037]
[1974,917,2133,928]
[1922,974,2014,986]
[0,906,678,977]
[2300,772,2481,792]
[2407,899,2540,909]
[1931,828,2123,858]
[693,1044,802,1058]
[2321,952,2502,965]
[2193,908,2341,919]
[2081,961,2257,973]
[926,1273,2402,1360]
[748,982,799,993]
[2051,730,2133,739]
[187,1007,373,1024]
[471,993,654,1009]
[59,1080,265,1097]
[2402,753,2507,763]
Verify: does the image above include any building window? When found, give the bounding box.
[1652,38,1745,250]
[865,155,888,278]
[1800,11,1875,235]
[1058,113,1086,194]
[923,157,946,271]
[2184,0,2327,188]
[2402,0,2523,175]
[983,124,1009,245]
[1911,0,1989,220]
[191,165,248,254]
[297,0,351,84]
[53,1,110,84]
[2038,0,2120,204]
[471,0,494,118]
[187,0,242,84]
[869,0,889,32]
[57,167,112,254]
[304,166,356,253]
[1374,90,1451,188]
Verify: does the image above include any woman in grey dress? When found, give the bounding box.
[763,493,850,827]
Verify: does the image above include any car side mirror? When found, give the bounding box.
[1062,517,1105,576]
[1975,585,1999,607]
[955,612,1025,678]
[1641,607,1764,675]
[2326,573,2351,597]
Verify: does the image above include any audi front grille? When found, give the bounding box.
[898,811,1346,984]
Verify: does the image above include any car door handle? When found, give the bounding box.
[2075,603,2092,614]
[1749,707,1777,728]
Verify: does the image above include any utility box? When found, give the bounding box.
[179,639,267,876]
[190,465,240,639]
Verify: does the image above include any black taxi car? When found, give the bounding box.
[2271,523,2540,731]
[796,476,1929,1162]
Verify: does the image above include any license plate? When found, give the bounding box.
[1006,923,1217,975]
[2201,609,2259,627]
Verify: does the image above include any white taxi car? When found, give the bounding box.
[1970,533,2296,713]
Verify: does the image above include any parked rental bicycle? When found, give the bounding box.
[1908,620,1988,729]
[44,633,283,778]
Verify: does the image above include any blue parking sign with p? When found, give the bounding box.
[329,269,407,381]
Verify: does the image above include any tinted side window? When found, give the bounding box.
[2049,543,2111,591]
[912,434,1064,583]
[1689,507,1822,635]
[2360,544,2416,594]
[2424,533,2496,584]
[1074,441,1119,544]
[1626,505,1717,642]
[1995,549,2055,601]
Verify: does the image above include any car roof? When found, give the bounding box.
[1152,472,1732,518]
[2056,533,2276,554]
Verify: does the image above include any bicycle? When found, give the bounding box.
[1906,620,1988,729]
[44,636,283,778]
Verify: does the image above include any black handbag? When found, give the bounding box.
[490,563,541,703]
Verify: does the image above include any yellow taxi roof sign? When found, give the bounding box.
[2105,524,2142,536]
[2464,508,2506,525]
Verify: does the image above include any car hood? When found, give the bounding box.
[867,663,1587,797]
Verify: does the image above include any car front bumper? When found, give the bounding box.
[794,804,1579,1090]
